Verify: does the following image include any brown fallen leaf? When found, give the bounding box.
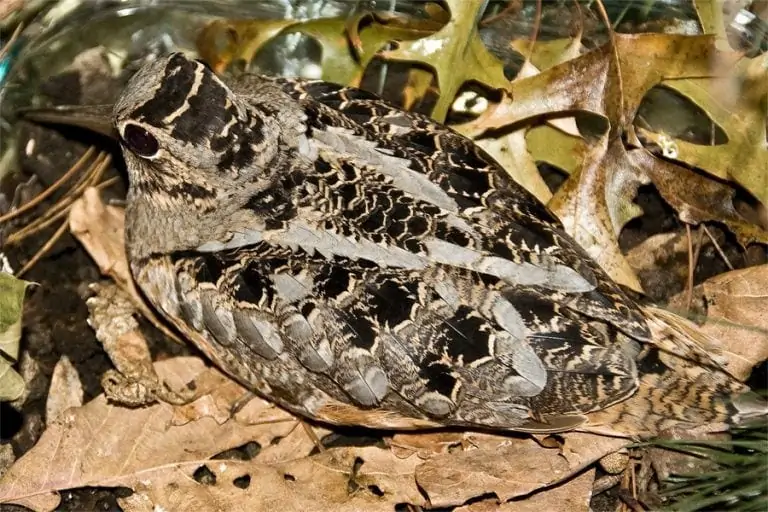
[549,136,649,291]
[44,356,83,426]
[455,469,595,512]
[629,148,768,247]
[414,431,626,507]
[668,264,768,380]
[0,357,314,511]
[116,445,426,512]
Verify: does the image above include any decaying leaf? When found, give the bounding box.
[549,137,649,291]
[0,272,31,402]
[629,148,768,247]
[454,469,596,512]
[415,432,626,507]
[0,357,315,511]
[117,446,426,512]
[668,265,768,380]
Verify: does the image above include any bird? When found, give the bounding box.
[22,52,764,437]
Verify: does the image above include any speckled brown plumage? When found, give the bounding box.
[75,53,763,436]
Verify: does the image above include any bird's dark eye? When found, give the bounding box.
[122,124,159,158]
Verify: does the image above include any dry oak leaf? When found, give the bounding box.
[117,445,425,512]
[0,357,315,512]
[673,264,768,381]
[454,468,595,512]
[197,12,438,87]
[548,136,649,291]
[629,148,768,247]
[460,34,739,137]
[414,431,626,508]
[640,53,768,206]
[379,0,510,121]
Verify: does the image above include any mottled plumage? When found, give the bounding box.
[64,53,763,435]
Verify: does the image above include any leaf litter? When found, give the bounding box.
[2,0,767,510]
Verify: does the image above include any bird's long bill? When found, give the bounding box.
[17,104,117,139]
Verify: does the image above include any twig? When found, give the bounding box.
[0,22,23,60]
[11,175,120,275]
[685,224,694,312]
[702,224,734,270]
[5,152,110,245]
[0,147,96,224]
[301,420,326,453]
[16,219,68,277]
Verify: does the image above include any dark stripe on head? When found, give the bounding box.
[170,71,229,145]
[132,54,196,126]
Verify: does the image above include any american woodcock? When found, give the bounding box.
[22,52,765,437]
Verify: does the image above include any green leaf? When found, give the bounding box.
[0,272,31,402]
[380,0,509,121]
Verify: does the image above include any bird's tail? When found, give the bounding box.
[583,306,767,438]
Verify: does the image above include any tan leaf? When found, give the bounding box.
[455,469,595,512]
[548,137,649,291]
[0,357,312,511]
[117,446,425,512]
[415,432,626,507]
[690,265,768,380]
[45,356,83,426]
[473,129,553,203]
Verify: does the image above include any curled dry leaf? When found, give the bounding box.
[69,187,182,344]
[0,357,314,512]
[117,446,425,512]
[548,137,649,291]
[629,148,768,247]
[45,356,83,426]
[86,281,174,406]
[414,431,626,507]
